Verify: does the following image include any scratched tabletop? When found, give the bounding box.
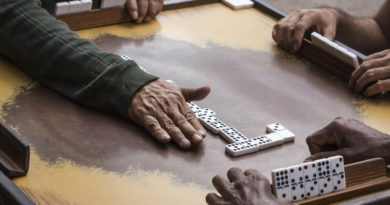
[0,3,388,205]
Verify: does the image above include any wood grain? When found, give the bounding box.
[56,0,219,30]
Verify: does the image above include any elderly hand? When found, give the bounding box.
[305,117,390,164]
[272,8,338,53]
[206,168,290,205]
[350,49,390,96]
[126,0,163,23]
[128,79,210,149]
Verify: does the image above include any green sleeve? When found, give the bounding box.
[0,0,158,118]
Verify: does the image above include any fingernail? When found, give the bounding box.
[180,138,191,148]
[131,11,138,19]
[144,16,151,22]
[136,18,143,24]
[199,129,206,137]
[161,134,170,142]
[193,134,203,144]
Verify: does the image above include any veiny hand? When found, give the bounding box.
[350,49,390,97]
[272,8,338,53]
[305,117,390,164]
[128,79,210,149]
[206,168,290,205]
[126,0,163,23]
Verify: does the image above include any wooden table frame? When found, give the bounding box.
[54,1,387,204]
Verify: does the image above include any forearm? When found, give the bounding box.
[0,0,157,118]
[334,9,388,55]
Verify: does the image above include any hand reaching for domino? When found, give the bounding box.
[304,117,390,164]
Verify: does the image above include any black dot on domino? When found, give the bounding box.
[324,183,327,188]
[320,189,324,194]
[310,187,314,191]
[282,194,286,198]
[293,196,297,200]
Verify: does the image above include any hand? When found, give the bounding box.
[272,8,338,53]
[305,117,390,164]
[128,79,211,149]
[206,168,290,205]
[126,0,163,23]
[349,49,390,97]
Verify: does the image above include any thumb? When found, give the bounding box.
[304,149,346,162]
[181,86,211,102]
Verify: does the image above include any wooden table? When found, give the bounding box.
[0,2,389,204]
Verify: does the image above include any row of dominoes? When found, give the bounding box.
[272,155,346,202]
[311,32,359,67]
[55,0,93,16]
[187,102,295,157]
[221,0,254,10]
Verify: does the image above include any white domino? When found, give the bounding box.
[196,108,216,118]
[187,102,202,114]
[68,1,83,14]
[329,156,346,191]
[225,140,259,157]
[314,158,332,195]
[222,0,254,10]
[80,0,93,12]
[311,32,359,67]
[258,133,284,149]
[219,127,248,143]
[287,165,305,201]
[101,0,125,8]
[55,2,70,16]
[302,161,320,198]
[266,123,295,142]
[332,173,346,191]
[272,168,292,201]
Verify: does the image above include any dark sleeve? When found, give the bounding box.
[0,0,158,118]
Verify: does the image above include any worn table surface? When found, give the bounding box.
[0,3,389,205]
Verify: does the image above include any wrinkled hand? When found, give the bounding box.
[126,0,163,23]
[350,49,390,97]
[206,168,289,205]
[305,117,390,164]
[128,79,211,149]
[272,8,338,53]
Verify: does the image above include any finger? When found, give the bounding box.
[351,58,389,89]
[363,79,390,97]
[169,108,204,145]
[140,115,171,143]
[179,104,206,138]
[155,110,191,149]
[126,0,139,20]
[243,169,260,176]
[144,0,160,22]
[136,0,149,23]
[355,66,390,93]
[181,86,211,102]
[364,49,388,62]
[227,167,245,183]
[205,193,224,205]
[212,175,232,197]
[291,13,316,52]
[306,127,339,155]
[284,12,303,52]
[304,149,347,162]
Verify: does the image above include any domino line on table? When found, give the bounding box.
[187,102,295,157]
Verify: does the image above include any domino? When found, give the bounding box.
[101,0,125,8]
[257,133,284,149]
[332,173,346,191]
[199,116,228,134]
[302,161,320,198]
[274,129,295,142]
[225,140,259,157]
[314,158,332,195]
[80,0,93,12]
[311,32,359,67]
[186,102,202,114]
[222,0,254,10]
[266,123,286,133]
[272,168,292,201]
[287,165,305,201]
[329,155,345,175]
[196,108,216,118]
[55,2,70,16]
[219,127,248,143]
[68,1,83,14]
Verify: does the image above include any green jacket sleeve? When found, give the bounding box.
[0,0,158,118]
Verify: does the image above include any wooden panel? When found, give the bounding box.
[56,0,219,30]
